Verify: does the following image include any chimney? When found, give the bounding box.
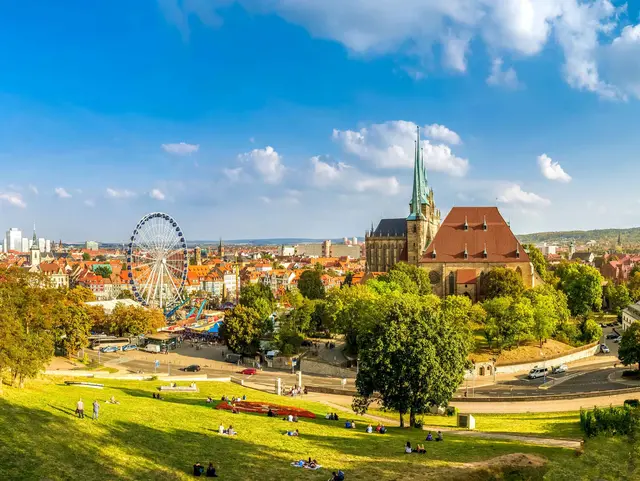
[483,215,487,231]
[464,243,468,260]
[463,216,468,231]
[516,245,520,259]
[483,243,488,258]
[432,245,437,259]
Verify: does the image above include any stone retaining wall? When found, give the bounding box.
[300,358,357,379]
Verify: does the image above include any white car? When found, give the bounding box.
[600,344,610,354]
[552,364,568,374]
[614,336,622,343]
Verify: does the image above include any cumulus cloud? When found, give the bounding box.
[150,189,166,200]
[161,142,200,155]
[160,0,634,100]
[537,154,572,183]
[238,146,285,184]
[223,167,243,181]
[487,58,521,89]
[0,192,26,208]
[424,124,461,145]
[332,120,468,176]
[600,24,640,99]
[54,187,72,199]
[311,156,400,195]
[497,184,551,206]
[106,188,136,199]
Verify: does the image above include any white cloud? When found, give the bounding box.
[424,123,461,145]
[54,187,72,199]
[159,0,634,100]
[161,142,200,155]
[311,156,400,195]
[537,154,572,183]
[259,196,272,204]
[487,58,521,89]
[0,192,26,208]
[238,146,285,184]
[150,189,166,200]
[28,185,38,195]
[333,120,468,176]
[84,199,95,208]
[106,188,136,199]
[600,24,640,99]
[497,184,551,206]
[223,167,243,181]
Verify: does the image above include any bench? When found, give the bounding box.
[159,386,199,392]
[64,381,104,389]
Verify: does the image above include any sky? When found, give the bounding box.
[1,0,640,242]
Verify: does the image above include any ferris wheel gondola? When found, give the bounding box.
[126,212,188,311]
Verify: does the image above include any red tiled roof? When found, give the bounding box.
[456,269,478,284]
[421,207,529,264]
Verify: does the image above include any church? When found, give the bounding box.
[365,127,441,272]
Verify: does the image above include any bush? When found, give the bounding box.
[624,399,640,408]
[446,406,458,417]
[148,375,158,381]
[580,406,639,437]
[414,417,424,429]
[622,370,640,379]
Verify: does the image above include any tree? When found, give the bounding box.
[605,283,631,314]
[556,262,604,317]
[116,289,134,300]
[220,305,263,355]
[298,270,325,300]
[619,322,640,370]
[51,302,93,356]
[482,268,525,300]
[353,294,470,427]
[82,252,91,261]
[524,244,548,279]
[524,287,569,347]
[629,272,640,302]
[579,318,602,344]
[239,283,275,320]
[482,296,534,349]
[66,286,96,303]
[107,305,165,337]
[94,265,112,279]
[381,262,432,295]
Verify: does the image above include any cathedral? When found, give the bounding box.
[365,127,441,272]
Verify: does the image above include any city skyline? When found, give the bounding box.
[1,1,640,240]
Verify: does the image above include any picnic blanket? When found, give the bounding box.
[290,461,322,470]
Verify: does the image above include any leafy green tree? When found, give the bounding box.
[107,305,165,337]
[482,296,534,349]
[524,244,548,279]
[353,294,470,427]
[82,252,91,261]
[298,269,325,299]
[220,305,263,355]
[66,286,96,303]
[579,318,602,344]
[524,287,568,347]
[51,303,93,356]
[556,262,604,317]
[605,283,631,314]
[116,289,134,300]
[619,322,640,370]
[239,283,275,320]
[386,262,432,294]
[94,265,112,279]
[482,268,525,300]
[629,272,640,302]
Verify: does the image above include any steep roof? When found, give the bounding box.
[421,207,529,264]
[372,218,407,237]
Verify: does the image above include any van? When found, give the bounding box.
[528,367,549,379]
[144,344,161,353]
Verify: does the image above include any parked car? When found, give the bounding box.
[182,364,201,372]
[614,336,622,343]
[121,344,138,351]
[528,367,549,379]
[99,346,119,353]
[241,368,257,375]
[606,333,619,339]
[552,364,568,374]
[265,350,280,359]
[301,340,313,347]
[600,344,610,354]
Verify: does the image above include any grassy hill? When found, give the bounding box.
[0,378,576,480]
[518,226,640,246]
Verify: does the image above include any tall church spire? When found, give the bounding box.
[408,126,428,219]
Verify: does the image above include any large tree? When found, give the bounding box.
[220,305,263,355]
[482,296,534,349]
[628,272,640,302]
[525,244,548,279]
[353,294,470,427]
[298,269,325,300]
[107,305,165,337]
[555,262,604,317]
[524,286,569,347]
[482,267,525,300]
[604,283,631,314]
[239,283,275,320]
[618,322,640,371]
[380,262,432,295]
[94,265,112,279]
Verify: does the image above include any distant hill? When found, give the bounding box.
[517,227,640,245]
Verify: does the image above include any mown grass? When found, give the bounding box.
[0,378,576,480]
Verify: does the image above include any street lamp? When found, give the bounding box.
[491,357,497,384]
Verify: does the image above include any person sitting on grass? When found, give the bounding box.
[325,413,331,420]
[404,441,412,454]
[329,470,345,481]
[426,432,433,442]
[107,396,119,405]
[206,397,212,404]
[292,414,298,423]
[218,423,224,435]
[366,424,373,433]
[287,414,294,422]
[334,413,339,421]
[436,431,443,442]
[379,425,387,434]
[375,423,381,433]
[284,429,299,436]
[415,444,426,454]
[350,421,356,429]
[227,425,237,436]
[268,408,275,417]
[193,462,204,476]
[345,420,352,429]
[206,462,218,477]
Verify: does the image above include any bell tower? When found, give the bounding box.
[30,224,41,267]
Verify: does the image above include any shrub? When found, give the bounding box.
[624,399,640,408]
[580,406,639,437]
[446,406,458,417]
[622,370,640,379]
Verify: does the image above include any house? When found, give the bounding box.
[622,301,640,332]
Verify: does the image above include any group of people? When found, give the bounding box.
[218,424,237,436]
[344,420,357,429]
[192,462,218,477]
[325,413,340,421]
[75,399,100,420]
[292,457,320,469]
[152,393,163,400]
[425,431,444,442]
[284,413,299,422]
[287,385,306,396]
[404,432,444,453]
[221,395,246,403]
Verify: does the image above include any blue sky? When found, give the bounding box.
[1,0,640,242]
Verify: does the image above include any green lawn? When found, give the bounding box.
[0,378,576,480]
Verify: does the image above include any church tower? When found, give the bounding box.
[218,238,224,259]
[406,127,439,265]
[30,225,41,267]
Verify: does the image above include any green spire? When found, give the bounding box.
[408,126,429,220]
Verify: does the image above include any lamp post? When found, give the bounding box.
[491,357,497,384]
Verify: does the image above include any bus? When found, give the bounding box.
[89,336,131,351]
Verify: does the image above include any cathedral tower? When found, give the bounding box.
[30,225,41,267]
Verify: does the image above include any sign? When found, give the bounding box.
[154,360,160,368]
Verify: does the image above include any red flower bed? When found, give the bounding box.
[216,401,316,419]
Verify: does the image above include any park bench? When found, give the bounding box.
[159,386,199,392]
[64,381,104,389]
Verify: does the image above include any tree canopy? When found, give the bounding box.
[524,244,548,279]
[220,305,264,356]
[482,267,525,300]
[298,269,325,300]
[239,283,275,320]
[555,262,604,316]
[619,322,640,371]
[605,283,631,314]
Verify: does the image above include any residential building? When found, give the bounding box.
[365,127,440,272]
[601,255,640,282]
[570,251,595,265]
[85,241,99,251]
[622,301,640,331]
[21,237,29,253]
[37,262,70,288]
[5,228,22,252]
[45,239,51,253]
[420,207,540,301]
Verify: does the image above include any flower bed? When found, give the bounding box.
[216,401,316,419]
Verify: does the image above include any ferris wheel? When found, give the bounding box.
[126,212,188,310]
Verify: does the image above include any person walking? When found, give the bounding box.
[76,398,84,419]
[92,400,100,420]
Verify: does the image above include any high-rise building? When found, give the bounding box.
[352,237,358,246]
[21,237,29,253]
[86,241,99,251]
[38,238,45,251]
[5,228,22,252]
[45,239,51,253]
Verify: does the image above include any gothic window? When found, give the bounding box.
[448,271,455,295]
[515,267,523,278]
[429,270,441,284]
[413,225,416,233]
